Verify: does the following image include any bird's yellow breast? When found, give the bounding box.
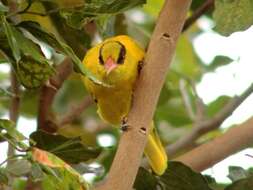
[82,35,144,125]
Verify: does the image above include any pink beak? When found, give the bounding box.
[105,56,118,75]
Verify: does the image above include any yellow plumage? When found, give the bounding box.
[82,35,167,175]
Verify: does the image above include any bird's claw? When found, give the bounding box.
[120,117,130,131]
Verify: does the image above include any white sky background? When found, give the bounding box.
[0,16,253,184]
[195,17,253,183]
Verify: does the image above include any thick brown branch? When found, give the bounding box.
[94,1,191,190]
[183,0,214,31]
[176,116,253,172]
[38,58,73,132]
[58,96,93,126]
[167,83,253,156]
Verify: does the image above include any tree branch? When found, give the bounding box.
[179,79,195,120]
[183,0,214,31]
[38,58,73,132]
[58,96,93,126]
[176,116,253,172]
[166,83,253,156]
[94,1,191,190]
[7,69,20,165]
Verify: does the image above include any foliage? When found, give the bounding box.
[134,162,212,190]
[213,0,253,36]
[0,0,252,189]
[30,130,101,163]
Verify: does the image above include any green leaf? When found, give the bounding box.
[0,168,8,185]
[18,21,106,86]
[0,59,8,64]
[225,175,253,190]
[6,160,31,176]
[172,34,201,80]
[60,0,146,29]
[53,78,88,114]
[0,119,25,141]
[1,16,55,88]
[134,167,158,190]
[0,1,9,13]
[155,97,192,127]
[207,95,231,117]
[2,17,49,65]
[203,175,217,185]
[98,146,117,177]
[160,161,212,190]
[59,41,107,86]
[228,166,249,182]
[17,56,54,89]
[0,87,14,97]
[190,0,212,18]
[12,178,27,190]
[205,56,233,72]
[41,167,88,190]
[1,15,21,62]
[31,148,89,190]
[134,162,212,190]
[31,163,44,182]
[143,0,163,17]
[30,130,101,163]
[19,90,39,118]
[0,119,29,150]
[96,15,116,38]
[213,0,253,36]
[157,85,172,106]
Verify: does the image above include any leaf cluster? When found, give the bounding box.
[0,0,253,189]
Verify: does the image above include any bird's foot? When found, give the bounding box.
[120,117,130,131]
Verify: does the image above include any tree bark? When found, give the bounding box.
[94,1,192,189]
[176,116,253,172]
[167,83,253,156]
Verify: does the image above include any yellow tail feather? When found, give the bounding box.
[144,122,168,175]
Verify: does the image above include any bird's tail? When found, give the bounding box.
[144,122,167,175]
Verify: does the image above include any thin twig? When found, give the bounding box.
[25,179,41,190]
[94,1,191,189]
[0,154,25,167]
[5,3,21,189]
[7,69,20,165]
[58,96,93,126]
[38,58,73,132]
[188,79,206,123]
[15,8,61,17]
[179,79,195,120]
[4,69,20,190]
[7,0,32,18]
[166,83,253,156]
[176,116,253,172]
[183,0,214,31]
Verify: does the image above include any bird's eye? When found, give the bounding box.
[99,53,104,65]
[99,45,105,65]
[117,43,126,64]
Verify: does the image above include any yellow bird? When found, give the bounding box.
[82,35,167,175]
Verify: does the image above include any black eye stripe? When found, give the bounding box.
[117,42,126,64]
[99,44,105,65]
[98,41,126,65]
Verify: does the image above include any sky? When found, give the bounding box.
[194,17,253,183]
[0,16,253,184]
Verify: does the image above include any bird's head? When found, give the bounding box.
[99,41,126,75]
